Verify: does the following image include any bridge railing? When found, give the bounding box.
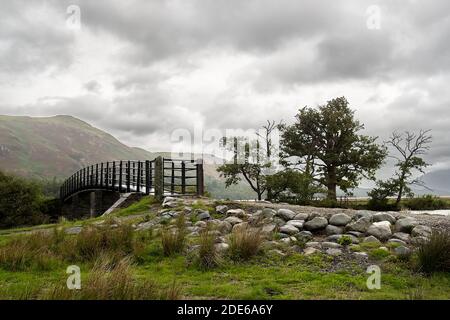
[60,156,204,201]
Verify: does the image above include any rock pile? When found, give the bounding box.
[135,198,433,259]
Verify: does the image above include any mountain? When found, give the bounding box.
[419,169,450,195]
[0,115,255,199]
[0,115,161,179]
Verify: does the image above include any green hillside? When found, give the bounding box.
[0,115,255,199]
[0,115,160,179]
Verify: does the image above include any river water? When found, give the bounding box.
[408,210,450,216]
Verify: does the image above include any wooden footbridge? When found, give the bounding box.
[59,156,204,217]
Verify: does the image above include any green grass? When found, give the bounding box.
[112,196,158,217]
[1,213,450,300]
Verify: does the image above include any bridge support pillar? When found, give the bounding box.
[89,191,103,218]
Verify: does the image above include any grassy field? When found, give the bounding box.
[1,197,449,300]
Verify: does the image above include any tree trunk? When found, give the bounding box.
[396,184,403,206]
[327,166,337,201]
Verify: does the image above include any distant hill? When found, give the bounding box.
[0,115,161,179]
[0,115,255,199]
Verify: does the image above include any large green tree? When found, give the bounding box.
[280,97,387,201]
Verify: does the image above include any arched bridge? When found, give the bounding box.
[59,157,204,217]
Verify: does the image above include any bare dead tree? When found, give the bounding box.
[386,129,432,205]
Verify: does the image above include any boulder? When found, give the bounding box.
[294,212,309,221]
[277,208,296,221]
[215,221,232,234]
[325,225,344,235]
[162,196,183,208]
[196,211,211,221]
[303,247,320,255]
[395,217,418,233]
[367,221,392,241]
[304,217,328,231]
[411,225,432,238]
[363,235,381,244]
[354,252,369,259]
[326,248,343,256]
[354,211,373,220]
[232,222,248,232]
[295,231,313,242]
[224,216,243,225]
[277,233,289,239]
[305,241,322,249]
[261,223,277,234]
[215,205,228,214]
[286,220,304,229]
[346,231,364,238]
[394,245,411,256]
[392,232,411,243]
[194,221,207,228]
[346,217,371,233]
[372,213,396,224]
[226,209,246,218]
[322,242,343,249]
[279,224,299,235]
[214,243,229,252]
[327,234,359,244]
[273,217,286,226]
[329,213,351,226]
[261,208,277,218]
[388,239,407,246]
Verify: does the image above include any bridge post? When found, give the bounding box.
[154,156,164,201]
[196,159,204,196]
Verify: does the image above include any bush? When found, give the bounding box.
[0,170,48,228]
[161,214,187,256]
[405,195,447,211]
[367,198,399,211]
[197,223,221,269]
[337,235,352,246]
[228,225,263,261]
[416,231,450,274]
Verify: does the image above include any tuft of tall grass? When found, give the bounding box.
[161,213,187,256]
[0,223,146,271]
[43,257,180,300]
[228,225,263,261]
[197,223,221,269]
[416,230,450,274]
[0,230,62,271]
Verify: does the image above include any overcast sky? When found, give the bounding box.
[1,0,450,176]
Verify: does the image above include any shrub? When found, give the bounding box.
[197,223,221,269]
[228,225,263,261]
[405,195,447,211]
[337,235,352,246]
[161,214,187,256]
[0,170,48,228]
[367,198,399,211]
[416,230,450,274]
